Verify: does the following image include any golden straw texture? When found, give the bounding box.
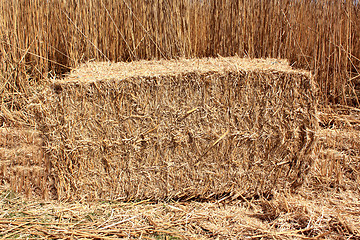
[37,57,318,201]
[0,127,50,198]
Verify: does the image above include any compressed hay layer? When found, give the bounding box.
[0,127,50,198]
[43,57,318,201]
[317,128,360,154]
[312,128,360,190]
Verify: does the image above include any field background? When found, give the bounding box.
[0,0,360,239]
[1,0,360,111]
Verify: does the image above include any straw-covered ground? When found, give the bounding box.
[0,167,359,239]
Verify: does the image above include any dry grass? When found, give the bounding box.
[0,184,359,239]
[0,0,359,107]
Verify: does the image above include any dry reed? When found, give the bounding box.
[0,0,359,108]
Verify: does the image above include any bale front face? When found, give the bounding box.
[44,58,318,201]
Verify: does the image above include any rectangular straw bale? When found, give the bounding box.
[0,127,50,198]
[43,57,318,201]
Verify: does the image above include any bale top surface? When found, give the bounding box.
[62,57,307,83]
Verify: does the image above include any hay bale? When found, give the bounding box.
[42,57,318,201]
[0,127,50,198]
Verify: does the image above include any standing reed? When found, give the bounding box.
[1,0,359,106]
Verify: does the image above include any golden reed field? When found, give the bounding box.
[0,0,360,239]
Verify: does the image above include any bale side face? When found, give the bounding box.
[44,60,317,201]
